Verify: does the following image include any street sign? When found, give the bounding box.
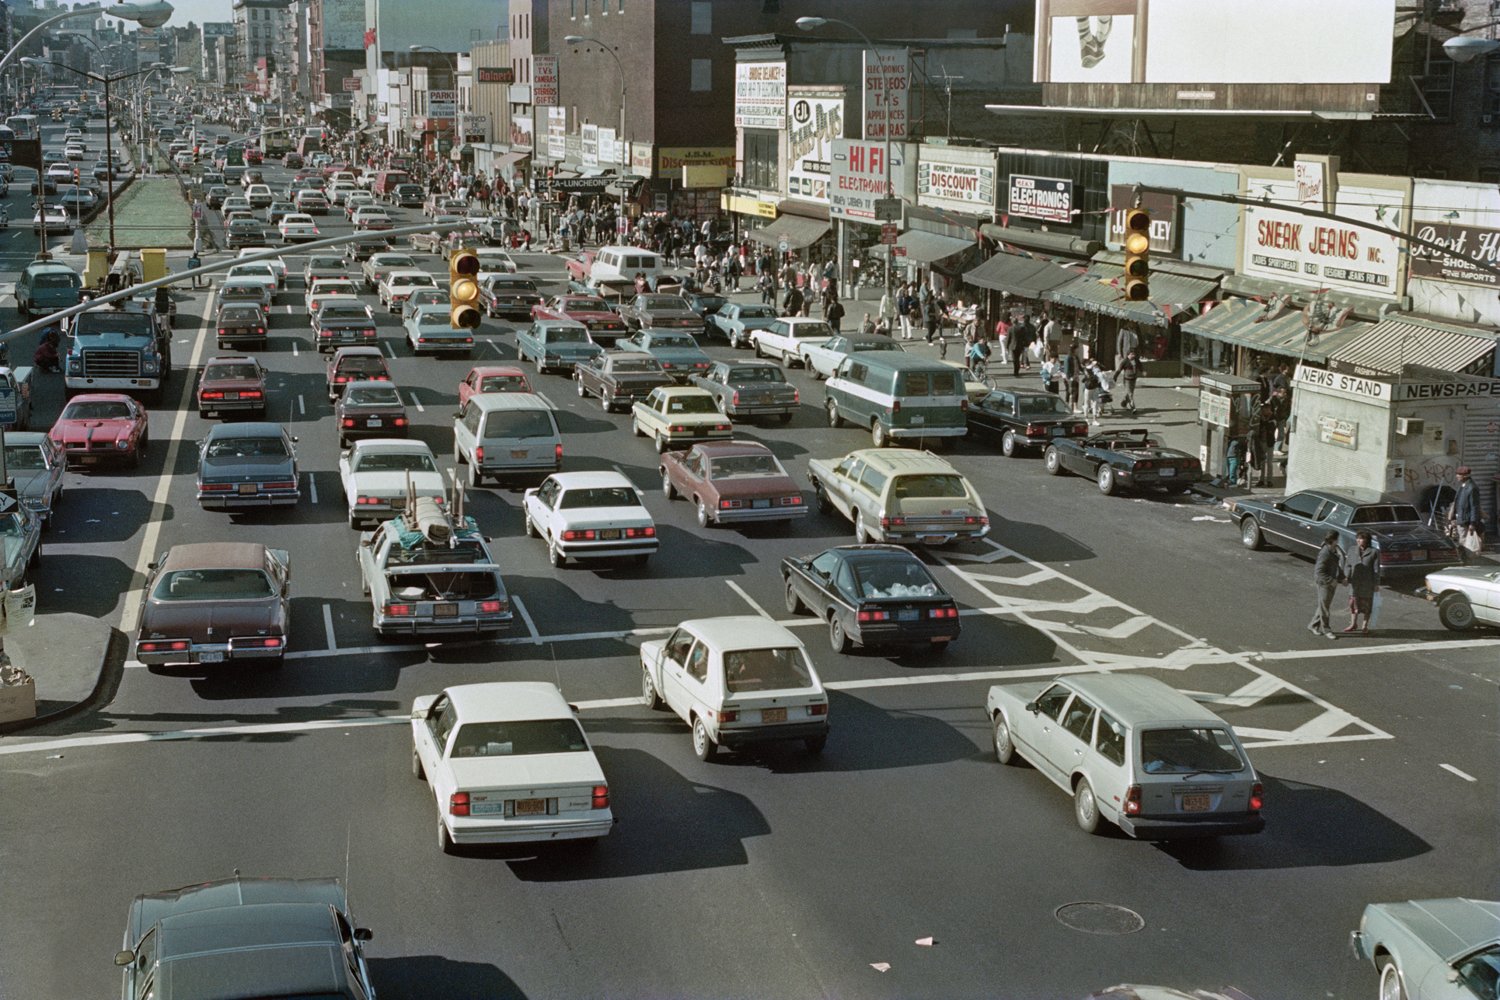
[873,197,903,221]
[778,239,789,254]
[192,204,203,220]
[880,223,898,245]
[893,246,907,257]
[0,493,15,513]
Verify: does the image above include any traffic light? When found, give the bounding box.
[449,249,482,329]
[1122,208,1151,302]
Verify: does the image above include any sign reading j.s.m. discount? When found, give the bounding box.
[786,87,844,203]
[734,61,786,130]
[1240,174,1407,300]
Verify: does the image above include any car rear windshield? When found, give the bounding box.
[480,375,528,392]
[346,386,401,407]
[320,305,369,321]
[738,306,777,319]
[559,487,640,509]
[450,719,588,757]
[547,327,590,343]
[206,436,288,459]
[570,298,609,311]
[611,360,662,374]
[388,568,499,600]
[483,411,555,439]
[709,454,782,478]
[1140,727,1247,774]
[32,273,80,289]
[790,322,833,339]
[1351,504,1421,524]
[652,335,697,349]
[218,306,263,322]
[890,474,967,499]
[666,395,715,414]
[205,363,259,381]
[729,367,782,383]
[852,558,941,599]
[308,256,344,269]
[897,371,960,395]
[724,647,813,694]
[355,451,435,472]
[153,568,273,601]
[339,357,388,375]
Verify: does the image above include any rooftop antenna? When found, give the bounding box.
[933,61,964,139]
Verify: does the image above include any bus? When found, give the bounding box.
[5,115,38,141]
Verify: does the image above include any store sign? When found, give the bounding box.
[1008,174,1074,224]
[1316,414,1359,449]
[787,87,844,203]
[1409,220,1500,288]
[1295,364,1391,402]
[341,77,362,93]
[599,126,617,165]
[734,61,786,129]
[658,147,733,170]
[477,66,514,84]
[546,106,566,160]
[510,113,532,151]
[1295,158,1330,212]
[1108,185,1179,253]
[1242,175,1404,300]
[863,49,908,141]
[829,138,912,222]
[917,159,995,209]
[533,55,559,107]
[582,124,598,168]
[429,89,456,118]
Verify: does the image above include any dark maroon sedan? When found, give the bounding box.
[659,440,808,529]
[135,542,290,668]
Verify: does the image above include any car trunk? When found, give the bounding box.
[888,476,982,534]
[142,600,280,641]
[447,756,602,819]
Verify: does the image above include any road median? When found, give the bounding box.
[86,177,193,250]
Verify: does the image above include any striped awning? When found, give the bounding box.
[1046,266,1220,328]
[1328,317,1498,376]
[1179,298,1374,363]
[963,251,1086,298]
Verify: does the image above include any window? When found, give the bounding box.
[570,0,576,17]
[743,128,777,191]
[691,1,711,33]
[1095,713,1126,766]
[1062,697,1097,741]
[691,58,712,92]
[1280,492,1323,519]
[686,642,709,682]
[1033,685,1071,721]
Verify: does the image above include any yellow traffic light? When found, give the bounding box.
[449,249,482,329]
[1122,208,1151,302]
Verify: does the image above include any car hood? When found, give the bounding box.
[140,598,284,640]
[350,470,445,496]
[200,455,295,481]
[1426,565,1500,587]
[1367,899,1500,962]
[52,419,134,444]
[10,470,50,500]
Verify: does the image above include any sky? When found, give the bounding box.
[166,0,236,27]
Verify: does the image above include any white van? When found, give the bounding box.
[585,245,664,284]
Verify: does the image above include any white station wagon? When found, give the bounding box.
[411,682,613,854]
[986,673,1265,839]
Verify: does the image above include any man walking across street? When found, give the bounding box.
[1010,314,1033,377]
[1308,531,1343,638]
[1112,350,1140,415]
[1454,465,1484,552]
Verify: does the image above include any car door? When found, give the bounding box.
[975,391,1012,435]
[1044,694,1099,781]
[828,456,865,517]
[657,627,700,720]
[675,448,705,497]
[1011,684,1074,783]
[416,693,453,790]
[1264,491,1325,553]
[797,549,844,613]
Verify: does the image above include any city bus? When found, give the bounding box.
[5,115,38,141]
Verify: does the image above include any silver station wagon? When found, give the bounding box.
[986,673,1265,839]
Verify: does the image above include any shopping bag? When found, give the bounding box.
[1368,592,1382,629]
[1462,527,1484,554]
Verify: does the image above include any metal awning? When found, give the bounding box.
[1178,298,1374,363]
[1047,266,1220,328]
[581,167,607,177]
[553,169,579,179]
[869,230,975,265]
[963,251,1086,298]
[496,151,530,170]
[746,213,832,250]
[1328,316,1498,376]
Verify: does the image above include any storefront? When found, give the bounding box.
[963,249,1089,321]
[915,144,998,299]
[1179,296,1376,379]
[746,199,833,261]
[722,188,779,240]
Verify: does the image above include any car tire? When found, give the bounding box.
[632,418,644,438]
[438,819,457,855]
[576,376,586,397]
[466,461,480,489]
[549,538,566,568]
[777,412,793,425]
[1074,778,1102,834]
[814,483,832,515]
[692,715,718,761]
[695,497,712,528]
[348,512,361,529]
[753,339,765,359]
[871,420,888,448]
[854,510,870,544]
[453,439,464,464]
[655,434,668,455]
[1096,464,1117,496]
[716,396,729,415]
[826,400,843,428]
[1377,958,1406,1000]
[642,667,664,710]
[829,614,851,653]
[804,735,827,756]
[1439,593,1477,632]
[992,713,1016,765]
[661,470,676,500]
[1001,430,1017,458]
[784,581,804,615]
[411,748,425,780]
[1240,517,1264,550]
[1044,446,1063,476]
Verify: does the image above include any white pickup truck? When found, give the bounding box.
[0,366,34,431]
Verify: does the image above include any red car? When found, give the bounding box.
[244,148,263,165]
[197,355,268,418]
[457,365,533,414]
[48,393,150,468]
[532,294,629,347]
[658,440,808,529]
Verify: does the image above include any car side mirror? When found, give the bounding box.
[1024,700,1039,714]
[1273,502,1285,511]
[353,927,373,942]
[114,949,135,968]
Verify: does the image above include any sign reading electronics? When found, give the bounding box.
[1008,174,1074,224]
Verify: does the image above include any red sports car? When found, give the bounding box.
[532,294,629,347]
[48,393,150,468]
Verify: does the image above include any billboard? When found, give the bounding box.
[546,106,566,160]
[582,124,598,168]
[1036,0,1395,85]
[428,89,456,118]
[320,0,364,51]
[830,139,914,222]
[734,61,786,130]
[533,55,559,107]
[786,86,844,203]
[917,149,996,215]
[1007,174,1074,224]
[510,114,532,151]
[477,67,514,84]
[863,49,908,142]
[1108,185,1179,254]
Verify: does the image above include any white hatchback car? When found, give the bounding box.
[1422,565,1500,630]
[411,682,613,854]
[986,673,1265,839]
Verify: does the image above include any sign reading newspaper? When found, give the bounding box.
[1007,174,1075,224]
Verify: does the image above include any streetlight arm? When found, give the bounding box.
[0,4,174,79]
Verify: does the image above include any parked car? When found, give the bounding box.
[986,672,1265,838]
[782,544,961,652]
[458,365,533,414]
[631,386,733,453]
[213,302,268,349]
[196,354,268,418]
[336,380,409,445]
[0,509,41,588]
[1229,489,1463,572]
[521,471,658,567]
[337,438,444,528]
[195,422,300,510]
[133,542,290,667]
[48,393,149,468]
[969,388,1090,456]
[326,346,391,401]
[1350,897,1500,1000]
[640,616,830,760]
[618,329,712,383]
[808,448,989,545]
[573,351,673,413]
[1420,564,1500,631]
[2,433,65,523]
[660,440,806,529]
[689,359,798,423]
[799,332,907,380]
[412,682,611,853]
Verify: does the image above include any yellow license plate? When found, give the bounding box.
[515,798,546,816]
[1181,793,1210,812]
[761,707,786,723]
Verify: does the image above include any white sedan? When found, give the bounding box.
[411,682,613,854]
[1423,565,1500,630]
[749,317,836,368]
[337,438,446,529]
[224,262,280,300]
[379,269,439,312]
[522,471,658,567]
[33,205,73,233]
[305,278,362,315]
[474,248,518,278]
[278,212,320,242]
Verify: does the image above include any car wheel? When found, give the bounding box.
[1074,778,1102,834]
[777,411,793,425]
[655,434,668,455]
[828,614,851,653]
[716,396,729,415]
[438,819,457,855]
[661,470,677,500]
[642,667,664,710]
[826,400,843,428]
[411,748,425,780]
[814,483,832,515]
[804,734,827,755]
[692,715,718,762]
[854,510,870,544]
[632,418,644,438]
[453,439,464,464]
[466,460,480,489]
[575,376,586,397]
[1377,958,1407,1000]
[992,713,1016,765]
[784,581,804,615]
[753,339,765,359]
[1240,517,1264,550]
[523,512,537,538]
[871,420,888,448]
[1044,446,1063,476]
[694,497,713,528]
[549,538,566,568]
[1439,593,1477,632]
[1096,464,1117,496]
[348,512,361,529]
[1001,429,1017,457]
[805,357,823,380]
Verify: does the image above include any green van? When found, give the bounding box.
[15,260,82,318]
[824,352,968,448]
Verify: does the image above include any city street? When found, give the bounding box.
[0,122,1496,1000]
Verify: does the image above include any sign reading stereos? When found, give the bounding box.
[1007,174,1074,224]
[533,55,559,108]
[734,61,786,129]
[786,86,844,203]
[862,49,908,141]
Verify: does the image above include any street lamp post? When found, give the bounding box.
[564,35,628,242]
[408,45,457,165]
[0,3,174,79]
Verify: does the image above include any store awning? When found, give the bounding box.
[497,151,530,170]
[1047,266,1221,328]
[746,213,832,251]
[581,167,607,177]
[869,230,975,265]
[553,169,580,179]
[963,251,1086,299]
[1179,298,1374,363]
[1328,316,1498,376]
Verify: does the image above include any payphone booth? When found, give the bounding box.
[1197,373,1262,481]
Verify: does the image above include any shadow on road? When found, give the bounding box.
[368,955,528,999]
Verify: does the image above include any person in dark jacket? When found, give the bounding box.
[1249,401,1278,487]
[783,284,805,318]
[1454,466,1483,543]
[1342,530,1380,633]
[1010,315,1033,377]
[1308,531,1343,638]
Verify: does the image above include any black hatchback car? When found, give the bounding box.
[969,389,1089,457]
[1228,488,1463,572]
[781,544,961,653]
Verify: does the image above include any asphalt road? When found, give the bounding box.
[0,121,1496,1000]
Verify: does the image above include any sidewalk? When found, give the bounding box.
[0,613,122,734]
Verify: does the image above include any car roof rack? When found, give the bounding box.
[393,475,479,549]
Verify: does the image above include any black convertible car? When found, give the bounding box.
[1227,488,1463,572]
[968,389,1089,457]
[1043,428,1202,496]
[781,544,961,653]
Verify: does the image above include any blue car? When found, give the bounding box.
[619,329,712,384]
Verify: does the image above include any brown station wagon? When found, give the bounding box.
[134,542,290,668]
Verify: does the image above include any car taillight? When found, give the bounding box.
[779,495,803,506]
[1073,423,1089,435]
[393,417,408,427]
[857,607,891,622]
[715,709,738,723]
[714,423,731,431]
[256,327,265,335]
[363,329,376,338]
[237,636,283,648]
[240,390,263,399]
[1379,550,1410,563]
[695,362,709,369]
[792,389,800,404]
[139,639,191,653]
[333,375,349,383]
[342,418,356,427]
[625,526,656,538]
[1025,423,1043,436]
[881,516,905,527]
[265,481,297,490]
[808,702,828,717]
[474,445,484,463]
[669,424,688,433]
[1137,460,1155,470]
[892,399,901,414]
[928,606,959,619]
[216,328,227,337]
[449,792,470,816]
[960,399,969,411]
[385,602,414,616]
[357,496,383,505]
[732,391,740,405]
[591,784,610,809]
[964,515,988,526]
[478,600,506,614]
[1249,782,1264,812]
[719,499,738,510]
[1123,784,1142,816]
[555,443,563,461]
[373,375,390,381]
[562,529,596,541]
[200,483,233,492]
[200,390,224,400]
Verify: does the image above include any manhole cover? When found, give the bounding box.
[1054,901,1145,935]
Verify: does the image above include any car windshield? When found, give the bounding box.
[320,306,369,321]
[449,719,589,757]
[1351,504,1421,524]
[547,327,589,343]
[612,360,662,374]
[480,375,528,392]
[152,568,274,601]
[724,647,813,694]
[709,454,783,478]
[345,386,401,406]
[204,363,259,380]
[891,474,968,499]
[852,558,941,599]
[62,401,130,420]
[206,436,288,459]
[666,395,716,414]
[559,487,640,508]
[354,451,436,473]
[729,367,781,384]
[3,445,46,470]
[651,335,697,349]
[1140,727,1247,774]
[1456,945,1500,1000]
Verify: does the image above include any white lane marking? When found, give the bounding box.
[307,472,319,505]
[291,340,299,357]
[536,392,556,410]
[285,304,293,315]
[512,594,541,645]
[118,311,214,637]
[382,341,396,359]
[408,391,424,413]
[489,340,505,358]
[297,394,306,416]
[1440,763,1478,783]
[1252,638,1500,660]
[726,580,771,619]
[322,603,338,652]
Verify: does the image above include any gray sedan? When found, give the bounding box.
[3,433,65,524]
[1228,488,1464,573]
[196,422,301,510]
[403,305,474,355]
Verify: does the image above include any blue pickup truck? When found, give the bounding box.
[514,319,602,374]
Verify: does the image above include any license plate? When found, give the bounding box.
[471,801,504,815]
[81,455,100,464]
[511,449,528,459]
[1181,793,1210,812]
[433,603,458,618]
[238,483,257,495]
[1410,549,1427,561]
[368,417,382,427]
[752,499,771,509]
[921,535,946,544]
[599,528,621,540]
[514,798,546,816]
[761,707,786,723]
[1050,426,1067,436]
[200,651,224,663]
[897,609,919,621]
[911,415,925,425]
[224,392,239,400]
[1158,468,1176,478]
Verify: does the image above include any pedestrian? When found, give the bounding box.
[1010,314,1032,377]
[993,313,1011,359]
[1249,401,1278,487]
[1342,530,1380,634]
[897,284,914,339]
[859,312,876,335]
[906,301,921,340]
[924,295,942,344]
[1081,359,1104,422]
[1225,435,1245,488]
[1309,530,1343,638]
[1454,466,1484,552]
[878,287,895,332]
[825,294,846,333]
[1112,350,1141,415]
[758,270,776,305]
[783,283,804,318]
[1061,343,1081,413]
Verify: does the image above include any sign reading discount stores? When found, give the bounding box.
[917,158,995,211]
[1007,174,1075,224]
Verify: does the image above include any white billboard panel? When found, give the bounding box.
[735,61,786,130]
[321,0,365,51]
[787,88,844,203]
[862,49,908,141]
